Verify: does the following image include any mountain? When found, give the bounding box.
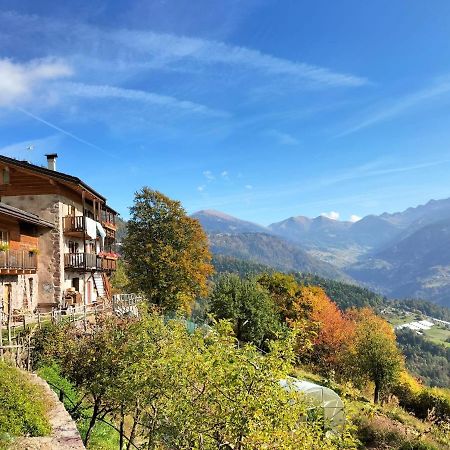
[208,232,348,281]
[269,215,353,248]
[193,198,450,307]
[348,218,450,306]
[192,210,268,234]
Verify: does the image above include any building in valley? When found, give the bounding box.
[0,153,118,313]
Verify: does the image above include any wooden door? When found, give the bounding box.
[3,284,11,316]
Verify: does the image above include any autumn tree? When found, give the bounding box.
[304,286,355,374]
[346,308,404,403]
[123,188,213,311]
[209,273,281,347]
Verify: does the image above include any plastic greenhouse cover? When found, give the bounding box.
[279,378,345,432]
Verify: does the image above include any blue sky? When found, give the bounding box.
[1,1,450,225]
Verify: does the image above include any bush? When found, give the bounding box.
[392,372,450,423]
[0,362,51,438]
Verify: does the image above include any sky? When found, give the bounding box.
[1,1,450,225]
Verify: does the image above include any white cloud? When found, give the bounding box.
[197,185,206,192]
[266,129,299,146]
[113,30,368,88]
[0,57,72,107]
[350,214,362,222]
[0,135,62,161]
[339,77,450,136]
[16,107,113,157]
[58,82,229,117]
[0,12,368,89]
[245,184,253,190]
[320,211,340,220]
[203,170,215,181]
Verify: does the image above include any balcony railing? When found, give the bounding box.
[0,250,37,270]
[64,253,97,270]
[63,216,85,234]
[64,253,117,271]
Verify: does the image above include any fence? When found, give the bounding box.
[0,293,144,368]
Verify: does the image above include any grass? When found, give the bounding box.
[383,308,450,347]
[0,362,51,443]
[423,326,450,348]
[37,364,119,450]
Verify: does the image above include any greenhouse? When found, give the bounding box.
[280,378,345,432]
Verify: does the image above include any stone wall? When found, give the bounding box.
[0,274,38,311]
[1,194,63,306]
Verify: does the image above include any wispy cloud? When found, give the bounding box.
[16,107,115,157]
[338,77,450,136]
[0,57,72,107]
[113,29,368,88]
[203,170,215,181]
[0,11,368,89]
[197,185,206,192]
[0,135,62,160]
[58,82,230,118]
[245,184,253,190]
[265,129,299,146]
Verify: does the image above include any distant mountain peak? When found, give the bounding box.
[192,209,268,234]
[193,209,238,220]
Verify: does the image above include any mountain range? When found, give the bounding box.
[192,198,450,307]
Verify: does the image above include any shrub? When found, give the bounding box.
[392,372,450,424]
[0,362,51,438]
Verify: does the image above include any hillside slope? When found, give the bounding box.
[348,219,450,307]
[208,232,348,281]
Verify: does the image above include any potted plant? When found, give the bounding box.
[0,243,9,252]
[29,248,40,255]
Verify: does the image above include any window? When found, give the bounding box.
[0,230,9,245]
[68,241,79,253]
[1,167,10,185]
[72,277,80,292]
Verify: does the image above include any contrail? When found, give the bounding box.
[16,107,117,158]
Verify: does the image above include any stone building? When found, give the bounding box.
[0,153,118,312]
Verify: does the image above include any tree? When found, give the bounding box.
[123,188,213,311]
[304,286,355,374]
[110,259,129,294]
[347,308,403,403]
[209,273,281,347]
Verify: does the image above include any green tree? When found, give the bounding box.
[123,188,213,311]
[110,259,129,294]
[209,273,281,347]
[347,308,404,403]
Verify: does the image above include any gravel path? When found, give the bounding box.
[10,373,85,450]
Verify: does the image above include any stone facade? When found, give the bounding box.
[2,194,64,306]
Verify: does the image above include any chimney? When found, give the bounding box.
[45,153,58,171]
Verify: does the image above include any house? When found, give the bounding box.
[0,202,53,315]
[0,153,118,312]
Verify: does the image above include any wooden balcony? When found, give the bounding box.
[98,257,117,271]
[64,252,97,271]
[0,250,37,274]
[64,253,117,272]
[63,216,85,237]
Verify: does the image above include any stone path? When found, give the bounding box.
[9,373,85,450]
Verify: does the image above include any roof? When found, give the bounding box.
[0,202,54,228]
[0,154,107,202]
